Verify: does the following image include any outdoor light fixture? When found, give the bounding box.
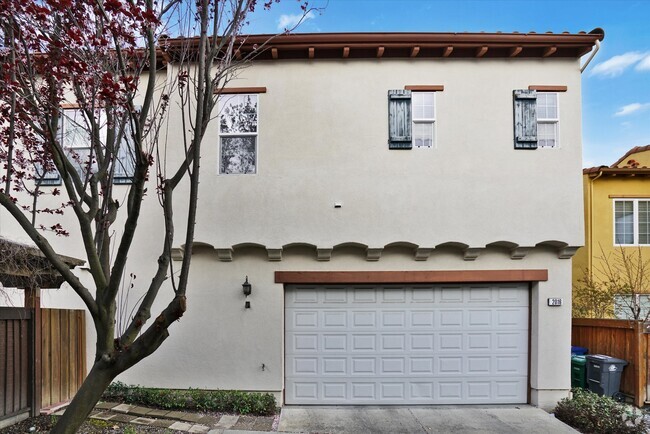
[243,276,252,308]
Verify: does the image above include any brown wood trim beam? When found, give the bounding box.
[543,46,557,57]
[343,46,350,58]
[377,46,385,58]
[528,85,568,92]
[608,194,650,198]
[308,47,314,59]
[476,46,488,58]
[410,46,420,57]
[60,103,80,109]
[220,87,267,94]
[235,49,242,60]
[271,48,278,59]
[509,46,523,57]
[443,46,453,57]
[275,269,548,284]
[404,85,444,92]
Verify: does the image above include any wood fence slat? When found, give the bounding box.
[6,321,15,415]
[50,310,61,404]
[20,319,28,410]
[13,321,20,413]
[59,311,69,403]
[41,310,51,408]
[0,320,6,417]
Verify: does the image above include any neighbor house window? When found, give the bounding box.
[614,199,650,245]
[219,94,258,174]
[536,92,559,148]
[412,92,435,148]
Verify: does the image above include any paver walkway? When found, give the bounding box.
[53,402,274,433]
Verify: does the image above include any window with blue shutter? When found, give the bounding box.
[513,89,538,149]
[388,90,412,149]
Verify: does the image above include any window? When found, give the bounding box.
[536,92,559,148]
[388,88,439,149]
[513,89,561,150]
[412,92,435,148]
[614,199,650,245]
[219,94,258,174]
[37,108,135,185]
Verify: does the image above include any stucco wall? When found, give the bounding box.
[109,246,572,408]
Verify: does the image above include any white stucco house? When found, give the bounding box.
[0,29,604,410]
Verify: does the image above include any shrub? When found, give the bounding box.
[554,388,647,434]
[102,381,277,415]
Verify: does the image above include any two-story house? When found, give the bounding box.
[0,29,603,410]
[573,145,650,318]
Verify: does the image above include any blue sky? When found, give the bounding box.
[246,0,650,167]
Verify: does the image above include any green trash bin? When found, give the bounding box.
[571,355,587,388]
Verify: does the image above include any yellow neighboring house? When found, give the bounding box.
[573,145,650,305]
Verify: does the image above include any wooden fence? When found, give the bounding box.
[0,308,32,422]
[572,318,648,407]
[41,309,86,408]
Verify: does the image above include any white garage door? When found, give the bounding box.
[285,284,528,405]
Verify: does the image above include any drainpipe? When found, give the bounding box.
[580,39,601,73]
[587,170,604,275]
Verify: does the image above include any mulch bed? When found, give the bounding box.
[0,415,176,433]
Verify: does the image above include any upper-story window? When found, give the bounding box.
[37,107,135,185]
[219,94,258,174]
[388,87,441,149]
[513,88,564,150]
[536,92,559,148]
[412,92,435,148]
[614,199,650,245]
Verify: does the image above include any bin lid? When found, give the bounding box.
[571,355,586,364]
[585,354,628,365]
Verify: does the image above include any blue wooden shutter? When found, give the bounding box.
[513,90,538,149]
[388,90,412,149]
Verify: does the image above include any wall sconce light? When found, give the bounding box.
[243,276,252,308]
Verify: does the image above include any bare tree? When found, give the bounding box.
[0,0,312,431]
[573,246,650,320]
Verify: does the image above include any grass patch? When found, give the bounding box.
[102,382,277,415]
[554,388,647,434]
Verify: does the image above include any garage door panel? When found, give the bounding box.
[285,284,528,405]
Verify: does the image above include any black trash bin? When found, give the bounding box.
[585,354,628,398]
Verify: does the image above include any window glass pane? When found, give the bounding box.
[639,201,650,244]
[615,201,634,244]
[413,122,433,148]
[62,109,89,149]
[412,92,434,120]
[536,93,558,119]
[537,122,557,148]
[220,94,258,133]
[220,136,256,174]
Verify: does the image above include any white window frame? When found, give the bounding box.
[411,92,436,148]
[218,93,259,175]
[613,198,650,246]
[536,92,559,148]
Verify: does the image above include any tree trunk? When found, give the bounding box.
[50,361,118,434]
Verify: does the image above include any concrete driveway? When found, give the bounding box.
[278,406,577,433]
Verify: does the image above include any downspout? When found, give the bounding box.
[580,39,601,73]
[587,170,604,276]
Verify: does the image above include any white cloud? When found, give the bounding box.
[635,53,650,71]
[590,51,648,77]
[614,102,650,117]
[277,11,315,30]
